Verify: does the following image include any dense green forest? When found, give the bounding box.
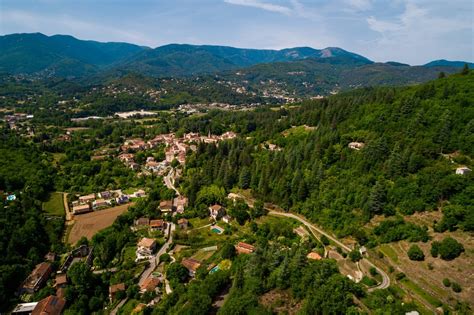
[0,70,472,313]
[182,71,474,241]
[0,130,63,309]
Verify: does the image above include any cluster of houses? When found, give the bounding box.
[155,196,189,214]
[177,102,259,114]
[71,189,145,215]
[3,113,34,130]
[14,245,94,315]
[118,131,237,173]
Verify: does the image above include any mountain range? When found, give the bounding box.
[0,33,472,93]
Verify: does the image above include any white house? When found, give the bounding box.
[456,167,472,175]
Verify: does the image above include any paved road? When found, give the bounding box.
[164,168,180,196]
[110,298,127,315]
[268,211,390,291]
[138,223,176,286]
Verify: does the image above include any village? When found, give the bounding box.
[11,187,270,315]
[117,131,237,176]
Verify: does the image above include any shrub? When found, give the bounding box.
[349,250,362,262]
[159,253,171,263]
[369,267,378,276]
[431,241,440,257]
[437,237,464,260]
[442,278,451,287]
[320,235,330,246]
[451,282,462,293]
[395,272,406,280]
[407,244,425,261]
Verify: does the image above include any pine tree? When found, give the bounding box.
[238,166,251,189]
[367,180,387,216]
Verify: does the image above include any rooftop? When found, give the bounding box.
[32,295,65,315]
[182,258,202,272]
[138,237,156,248]
[109,283,126,293]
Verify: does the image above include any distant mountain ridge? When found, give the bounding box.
[0,33,148,77]
[0,33,471,90]
[0,33,372,77]
[113,43,372,77]
[424,59,474,68]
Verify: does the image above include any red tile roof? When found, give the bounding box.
[32,295,65,315]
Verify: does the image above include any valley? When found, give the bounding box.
[1,67,472,314]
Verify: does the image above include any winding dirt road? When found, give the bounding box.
[269,211,390,291]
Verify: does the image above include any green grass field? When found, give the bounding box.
[42,192,65,216]
[379,244,399,263]
[401,278,443,307]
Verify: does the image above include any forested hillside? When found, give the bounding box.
[0,131,63,309]
[0,33,147,77]
[216,58,461,95]
[183,70,474,239]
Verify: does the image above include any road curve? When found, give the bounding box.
[164,168,180,196]
[268,211,390,291]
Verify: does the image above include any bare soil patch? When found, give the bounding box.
[376,231,473,308]
[259,289,302,314]
[68,203,133,244]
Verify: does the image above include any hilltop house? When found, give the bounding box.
[159,200,174,213]
[178,218,189,229]
[181,258,202,277]
[173,196,188,213]
[348,142,365,150]
[456,166,472,175]
[235,242,255,254]
[116,194,129,204]
[109,283,126,302]
[99,191,112,199]
[92,198,108,209]
[54,274,68,289]
[150,219,167,232]
[21,262,52,294]
[134,217,150,228]
[222,215,232,224]
[209,204,225,220]
[59,245,94,273]
[78,193,95,204]
[140,276,160,293]
[307,252,322,260]
[137,238,156,259]
[32,295,65,315]
[72,203,91,215]
[118,153,134,164]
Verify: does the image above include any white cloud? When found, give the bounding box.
[366,16,400,32]
[223,0,293,15]
[345,0,372,11]
[223,0,319,19]
[363,1,473,63]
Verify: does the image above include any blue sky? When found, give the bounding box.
[0,0,472,64]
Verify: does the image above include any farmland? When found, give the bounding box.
[68,203,133,244]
